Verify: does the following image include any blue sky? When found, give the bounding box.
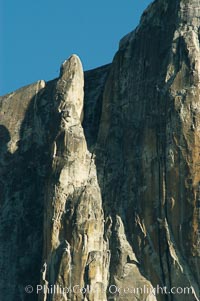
[1,0,152,95]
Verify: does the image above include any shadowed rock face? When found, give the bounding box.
[83,64,111,151]
[0,1,200,301]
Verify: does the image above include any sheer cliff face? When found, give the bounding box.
[0,1,200,301]
[96,0,200,299]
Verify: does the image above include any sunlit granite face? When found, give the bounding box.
[0,1,200,300]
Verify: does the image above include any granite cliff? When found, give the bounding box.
[0,0,200,300]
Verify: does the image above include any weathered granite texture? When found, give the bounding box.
[0,0,200,300]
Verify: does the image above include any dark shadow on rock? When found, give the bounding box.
[0,125,12,210]
[0,124,11,159]
[0,124,10,144]
[83,64,111,152]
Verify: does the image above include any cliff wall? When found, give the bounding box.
[0,1,200,300]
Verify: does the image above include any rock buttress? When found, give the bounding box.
[40,55,109,301]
